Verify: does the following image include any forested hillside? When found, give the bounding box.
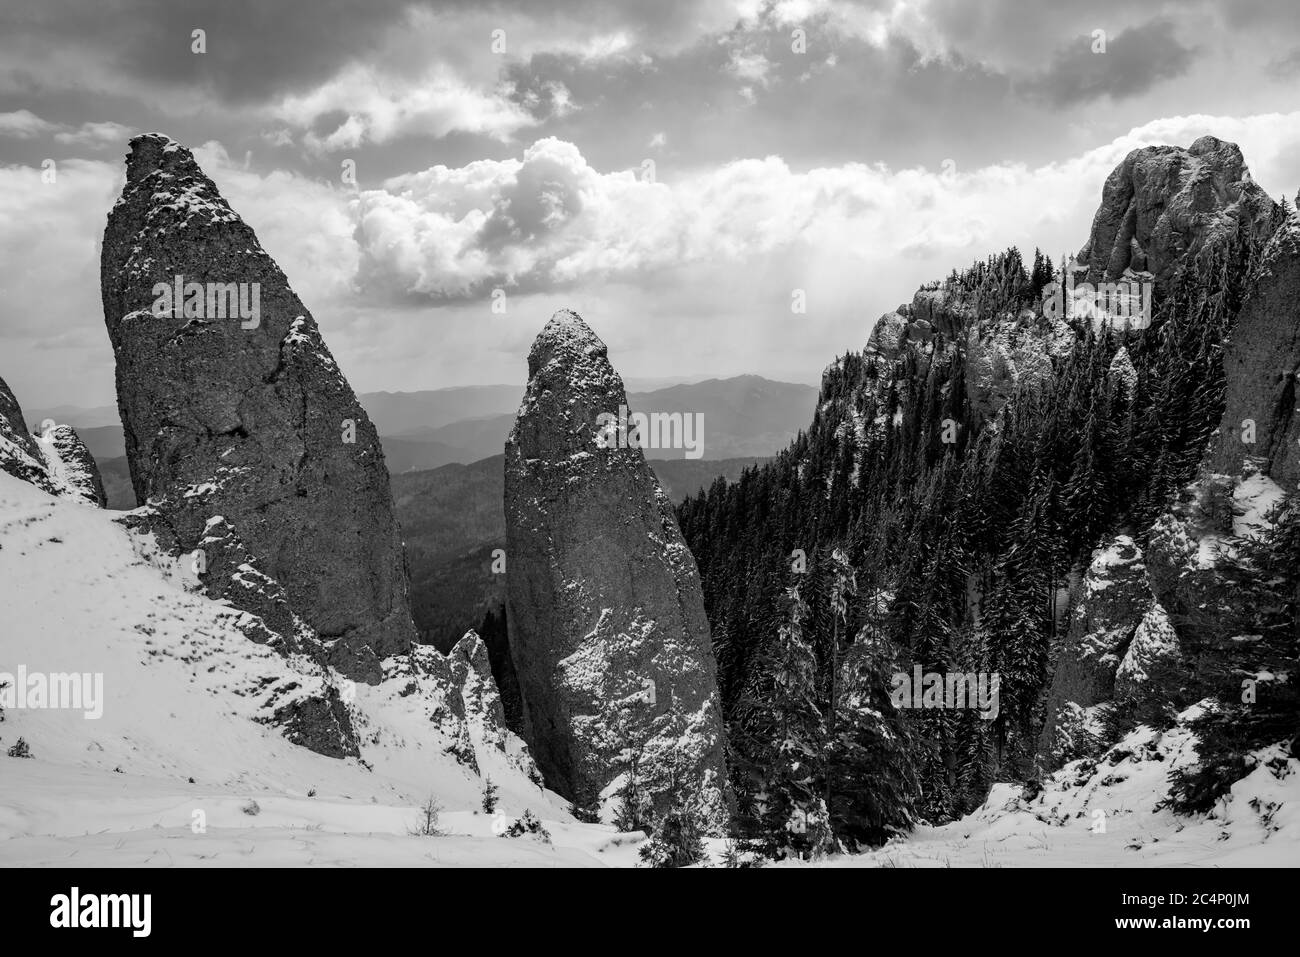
[678,151,1297,854]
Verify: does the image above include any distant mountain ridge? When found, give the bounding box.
[393,453,770,652]
[66,375,816,490]
[383,376,817,468]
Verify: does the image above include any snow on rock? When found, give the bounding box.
[504,310,731,830]
[101,132,416,682]
[1078,136,1277,285]
[1039,534,1149,765]
[1231,470,1286,540]
[33,423,108,507]
[1107,346,1138,399]
[0,374,58,497]
[1115,601,1181,695]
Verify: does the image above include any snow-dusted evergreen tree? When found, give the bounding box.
[733,579,833,858]
[822,546,856,825]
[638,784,708,868]
[611,728,653,833]
[829,623,919,846]
[481,776,499,814]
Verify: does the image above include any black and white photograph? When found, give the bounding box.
[0,0,1295,924]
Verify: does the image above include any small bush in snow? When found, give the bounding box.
[481,776,499,814]
[720,838,763,868]
[6,737,33,759]
[612,755,653,833]
[241,799,261,816]
[408,796,445,836]
[501,809,551,843]
[638,800,706,868]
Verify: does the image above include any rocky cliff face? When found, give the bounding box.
[0,375,57,495]
[1127,214,1300,712]
[853,138,1279,447]
[1037,151,1291,771]
[504,309,730,827]
[861,284,1071,434]
[1077,135,1276,283]
[1208,215,1300,489]
[1039,536,1148,762]
[99,133,415,680]
[763,137,1286,783]
[368,629,545,785]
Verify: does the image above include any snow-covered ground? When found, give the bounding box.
[0,470,646,867]
[2,469,1295,868]
[786,713,1298,868]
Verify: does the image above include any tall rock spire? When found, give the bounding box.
[100,133,415,680]
[504,309,730,828]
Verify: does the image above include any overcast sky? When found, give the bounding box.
[2,0,1300,408]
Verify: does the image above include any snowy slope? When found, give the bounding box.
[0,471,646,866]
[784,705,1298,868]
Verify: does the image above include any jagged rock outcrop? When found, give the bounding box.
[857,138,1281,462]
[1113,601,1185,703]
[860,286,1070,435]
[0,375,57,495]
[1142,468,1282,669]
[99,133,415,681]
[263,684,360,759]
[1039,535,1149,762]
[33,424,108,507]
[0,378,106,506]
[1077,135,1276,284]
[504,309,730,827]
[825,138,1288,781]
[374,630,544,785]
[115,506,313,652]
[1040,149,1291,771]
[1208,214,1300,490]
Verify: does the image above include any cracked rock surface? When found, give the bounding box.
[504,309,731,828]
[100,133,415,680]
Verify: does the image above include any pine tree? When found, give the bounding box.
[612,742,653,833]
[638,791,708,868]
[733,579,833,858]
[481,776,499,814]
[823,546,857,826]
[829,624,920,846]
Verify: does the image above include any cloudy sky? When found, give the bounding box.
[2,0,1300,408]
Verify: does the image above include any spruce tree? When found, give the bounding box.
[733,579,833,858]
